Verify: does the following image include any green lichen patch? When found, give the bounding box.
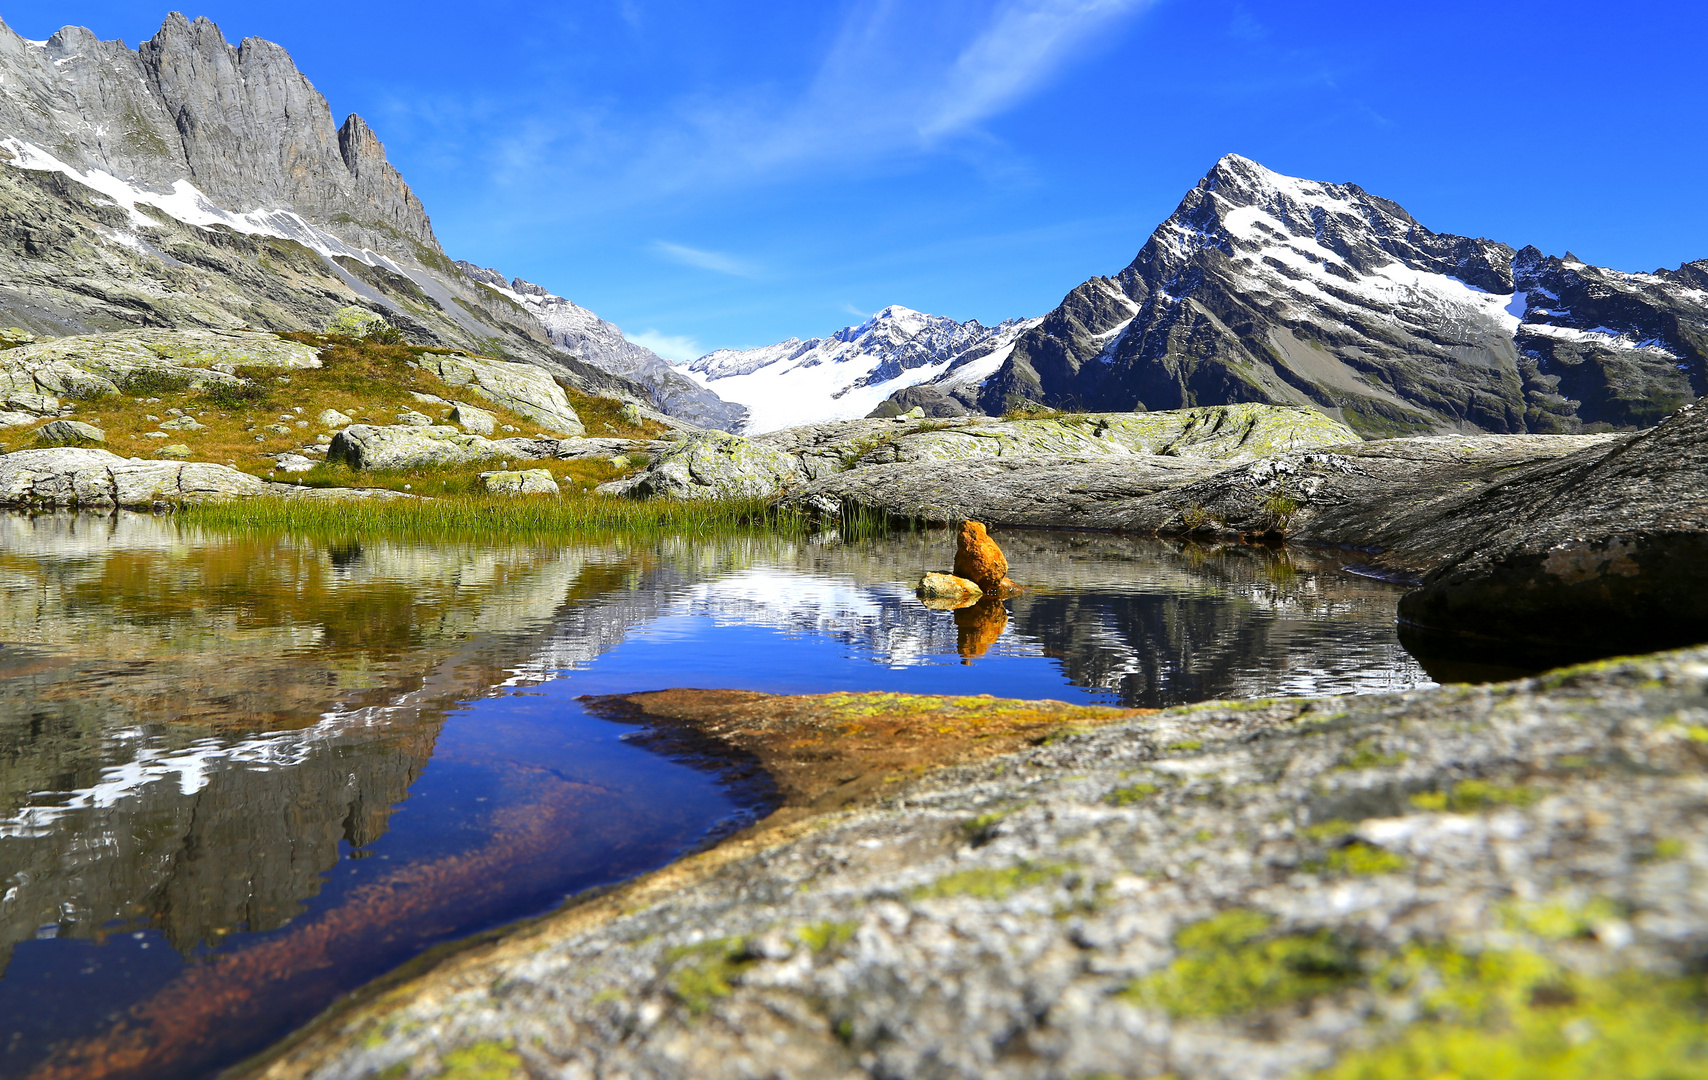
[1410,779,1540,813]
[1306,841,1410,877]
[797,920,858,952]
[1165,739,1204,752]
[1315,946,1708,1080]
[435,1040,523,1080]
[1106,782,1161,806]
[914,861,1072,901]
[664,937,754,1014]
[1301,819,1356,841]
[1500,897,1625,941]
[1335,737,1409,771]
[1122,909,1361,1018]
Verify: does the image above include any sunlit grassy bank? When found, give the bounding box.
[178,492,898,543]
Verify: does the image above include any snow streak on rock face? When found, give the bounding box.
[454,264,748,432]
[684,305,1041,434]
[982,154,1708,436]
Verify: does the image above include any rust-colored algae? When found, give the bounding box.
[582,688,1151,831]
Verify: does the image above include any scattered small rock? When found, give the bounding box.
[275,454,316,473]
[156,444,192,460]
[158,416,206,431]
[35,419,104,445]
[317,408,354,429]
[479,468,560,495]
[396,410,434,427]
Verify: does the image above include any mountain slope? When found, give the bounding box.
[684,305,1039,434]
[0,14,672,415]
[979,155,1708,435]
[455,264,746,432]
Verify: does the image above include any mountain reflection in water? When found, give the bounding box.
[0,515,1430,1079]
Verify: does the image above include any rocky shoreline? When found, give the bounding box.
[237,649,1708,1080]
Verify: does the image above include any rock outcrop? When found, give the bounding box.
[1396,400,1708,657]
[0,446,402,506]
[238,648,1708,1080]
[409,351,584,436]
[604,404,1358,501]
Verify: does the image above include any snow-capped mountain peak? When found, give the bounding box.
[682,305,1039,434]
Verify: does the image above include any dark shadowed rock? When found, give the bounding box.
[1397,400,1708,656]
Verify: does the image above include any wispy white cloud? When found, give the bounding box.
[652,241,758,276]
[383,0,1158,218]
[625,328,704,362]
[839,301,872,318]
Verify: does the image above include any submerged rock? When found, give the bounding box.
[916,571,982,604]
[240,647,1708,1080]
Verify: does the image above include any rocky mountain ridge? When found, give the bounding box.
[455,262,747,432]
[0,14,690,420]
[683,304,1039,433]
[963,154,1708,435]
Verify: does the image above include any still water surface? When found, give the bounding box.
[0,515,1432,1079]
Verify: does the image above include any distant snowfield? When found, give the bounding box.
[681,305,1040,434]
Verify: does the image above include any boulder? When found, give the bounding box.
[275,454,317,473]
[326,424,508,471]
[479,469,560,496]
[156,444,193,460]
[1397,400,1708,658]
[317,408,354,429]
[395,410,434,427]
[597,431,805,500]
[915,572,982,605]
[35,419,104,444]
[953,520,1011,592]
[450,403,496,435]
[157,415,206,431]
[412,353,585,436]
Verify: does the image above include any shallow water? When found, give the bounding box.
[0,515,1432,1079]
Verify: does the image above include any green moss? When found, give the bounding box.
[1301,819,1356,841]
[436,1040,523,1080]
[913,861,1071,901]
[665,937,753,1014]
[1648,837,1686,861]
[1501,897,1624,941]
[1314,946,1708,1080]
[1123,909,1360,1018]
[961,808,1015,843]
[797,920,857,952]
[1106,782,1161,806]
[377,1064,410,1080]
[1308,842,1409,877]
[1335,737,1408,771]
[1410,779,1540,813]
[1165,739,1203,752]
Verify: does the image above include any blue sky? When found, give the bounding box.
[6,2,1707,359]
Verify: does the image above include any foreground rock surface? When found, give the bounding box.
[603,404,1357,500]
[245,650,1708,1080]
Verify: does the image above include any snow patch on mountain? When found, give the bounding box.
[683,305,1039,434]
[1,136,400,271]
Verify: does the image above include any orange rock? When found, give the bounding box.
[953,520,1010,592]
